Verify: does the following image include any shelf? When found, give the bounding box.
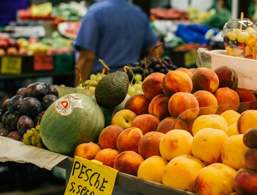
[0,71,74,80]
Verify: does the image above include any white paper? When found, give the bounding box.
[0,136,67,170]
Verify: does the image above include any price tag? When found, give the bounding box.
[65,156,118,195]
[34,55,53,71]
[185,51,197,67]
[1,57,22,74]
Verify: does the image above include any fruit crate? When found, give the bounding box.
[54,53,75,73]
[0,136,194,195]
[197,48,257,91]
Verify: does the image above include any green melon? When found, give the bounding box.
[40,93,105,155]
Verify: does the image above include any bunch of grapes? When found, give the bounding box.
[23,125,43,148]
[125,56,177,81]
[78,73,106,96]
[128,74,143,96]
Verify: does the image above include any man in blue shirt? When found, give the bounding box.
[75,0,158,84]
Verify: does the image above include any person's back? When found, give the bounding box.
[75,0,157,73]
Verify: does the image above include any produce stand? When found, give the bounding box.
[0,136,194,195]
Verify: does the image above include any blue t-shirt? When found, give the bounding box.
[75,0,158,73]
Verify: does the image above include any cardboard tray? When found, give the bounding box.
[0,136,194,195]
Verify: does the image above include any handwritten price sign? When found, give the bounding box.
[65,156,118,195]
[1,57,22,74]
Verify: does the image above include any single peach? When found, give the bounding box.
[160,130,193,161]
[138,131,164,159]
[74,142,101,160]
[238,110,257,134]
[142,72,165,100]
[157,117,188,133]
[132,114,160,134]
[215,87,240,113]
[245,149,257,171]
[236,88,257,112]
[116,127,143,152]
[215,66,238,89]
[162,155,204,191]
[221,135,248,170]
[162,70,193,96]
[95,148,119,167]
[98,125,123,149]
[125,94,150,115]
[234,169,257,195]
[194,90,218,115]
[148,94,169,120]
[192,67,219,93]
[168,92,200,121]
[114,151,144,175]
[137,156,167,183]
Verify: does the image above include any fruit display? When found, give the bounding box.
[223,18,257,59]
[0,82,59,146]
[1,65,257,195]
[0,31,72,56]
[70,66,257,195]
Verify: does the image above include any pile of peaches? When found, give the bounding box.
[75,67,257,195]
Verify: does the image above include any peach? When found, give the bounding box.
[148,94,169,120]
[221,110,240,136]
[138,132,164,159]
[168,92,200,121]
[113,151,144,175]
[116,127,143,152]
[162,155,204,191]
[125,94,150,115]
[160,130,193,161]
[243,128,257,148]
[74,142,101,160]
[98,125,123,149]
[177,67,193,78]
[236,88,257,112]
[137,156,167,183]
[245,149,257,171]
[142,72,165,100]
[132,114,160,134]
[192,114,228,135]
[221,110,241,126]
[238,110,257,134]
[162,70,193,96]
[194,163,236,195]
[95,149,119,167]
[234,169,257,195]
[111,109,136,129]
[194,90,218,115]
[192,67,219,93]
[192,128,228,164]
[221,135,248,170]
[215,87,240,113]
[215,66,238,89]
[157,117,188,133]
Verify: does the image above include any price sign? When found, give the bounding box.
[185,51,197,67]
[34,55,53,71]
[65,156,118,195]
[1,57,22,74]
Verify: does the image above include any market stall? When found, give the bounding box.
[0,1,257,195]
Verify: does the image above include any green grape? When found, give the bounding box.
[128,86,136,96]
[134,74,142,83]
[90,74,97,81]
